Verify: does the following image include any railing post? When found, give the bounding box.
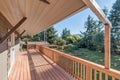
[104,23,111,69]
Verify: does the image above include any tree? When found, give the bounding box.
[21,35,32,42]
[40,31,45,41]
[95,31,104,52]
[83,15,98,50]
[103,7,108,17]
[109,0,120,54]
[46,27,57,44]
[61,28,71,40]
[56,38,66,46]
[66,35,82,45]
[79,15,104,51]
[109,0,120,27]
[31,33,41,41]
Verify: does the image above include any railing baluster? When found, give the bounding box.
[83,65,85,80]
[99,72,102,80]
[94,70,96,80]
[75,62,77,77]
[73,61,75,77]
[105,74,108,80]
[80,64,83,79]
[78,63,80,78]
[74,61,76,78]
[86,66,92,80]
[112,77,115,80]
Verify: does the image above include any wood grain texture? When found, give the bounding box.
[9,49,75,80]
[104,24,111,69]
[0,0,86,36]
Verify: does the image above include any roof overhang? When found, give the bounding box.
[0,0,111,36]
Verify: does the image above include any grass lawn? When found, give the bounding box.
[57,48,120,71]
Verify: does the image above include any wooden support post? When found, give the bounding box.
[16,30,26,41]
[0,17,27,44]
[104,23,111,69]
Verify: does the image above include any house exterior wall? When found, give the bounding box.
[8,43,20,76]
[0,26,8,80]
[0,50,8,80]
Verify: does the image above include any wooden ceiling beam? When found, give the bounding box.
[15,31,20,35]
[16,30,26,41]
[39,0,50,4]
[0,17,27,44]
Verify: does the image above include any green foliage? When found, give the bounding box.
[79,15,104,51]
[61,28,71,40]
[109,0,120,54]
[64,44,75,52]
[103,7,108,16]
[40,31,45,41]
[21,35,32,49]
[31,33,41,41]
[109,0,120,27]
[95,31,104,52]
[56,38,66,46]
[66,35,82,45]
[46,27,58,44]
[21,35,32,43]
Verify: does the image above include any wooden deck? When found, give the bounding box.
[8,49,75,80]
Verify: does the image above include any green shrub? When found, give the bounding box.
[56,38,66,46]
[64,44,78,52]
[22,44,27,49]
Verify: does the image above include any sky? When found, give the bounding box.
[54,0,116,36]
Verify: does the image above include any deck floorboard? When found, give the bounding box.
[8,49,75,80]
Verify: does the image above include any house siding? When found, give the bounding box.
[0,23,8,80]
[0,50,8,80]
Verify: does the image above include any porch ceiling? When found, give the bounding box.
[0,0,87,36]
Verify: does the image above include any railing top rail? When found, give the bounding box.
[38,45,120,79]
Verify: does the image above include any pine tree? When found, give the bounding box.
[109,0,120,27]
[31,33,41,41]
[109,0,120,54]
[80,15,104,51]
[46,27,57,44]
[61,28,71,40]
[84,15,98,50]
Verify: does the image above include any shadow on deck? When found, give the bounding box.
[8,49,75,80]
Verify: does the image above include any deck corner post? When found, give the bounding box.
[104,23,111,69]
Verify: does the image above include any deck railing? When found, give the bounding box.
[35,45,120,80]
